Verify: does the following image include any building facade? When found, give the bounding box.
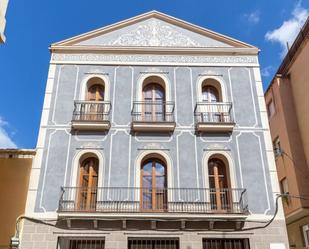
[0,0,8,43]
[20,11,288,249]
[0,149,35,249]
[265,17,309,249]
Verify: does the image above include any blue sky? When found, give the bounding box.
[0,0,308,149]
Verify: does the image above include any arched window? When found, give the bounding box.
[141,157,167,211]
[142,82,165,122]
[82,78,105,121]
[77,156,99,211]
[201,79,224,123]
[202,85,219,102]
[87,84,104,101]
[86,77,105,101]
[200,78,223,102]
[85,77,105,101]
[208,158,231,212]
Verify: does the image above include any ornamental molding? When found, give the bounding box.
[143,143,166,150]
[51,53,258,65]
[105,19,202,47]
[206,144,230,151]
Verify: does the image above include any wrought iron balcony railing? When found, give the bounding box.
[72,101,111,122]
[194,102,233,124]
[131,101,175,123]
[58,187,247,214]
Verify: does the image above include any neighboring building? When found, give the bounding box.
[19,11,288,249]
[0,149,35,249]
[0,0,8,43]
[265,17,309,249]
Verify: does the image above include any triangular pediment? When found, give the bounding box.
[75,17,232,48]
[52,11,256,50]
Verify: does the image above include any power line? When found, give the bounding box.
[11,193,309,249]
[280,150,309,183]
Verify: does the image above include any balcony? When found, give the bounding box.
[71,101,111,131]
[194,102,235,132]
[131,101,176,132]
[58,187,247,216]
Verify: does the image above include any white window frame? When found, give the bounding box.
[302,224,309,247]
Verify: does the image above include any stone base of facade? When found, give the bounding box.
[19,218,289,249]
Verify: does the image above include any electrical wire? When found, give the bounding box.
[13,193,309,241]
[280,151,309,183]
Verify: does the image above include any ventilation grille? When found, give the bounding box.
[128,238,179,249]
[57,237,105,249]
[203,238,250,249]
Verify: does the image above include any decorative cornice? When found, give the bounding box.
[50,45,259,55]
[51,53,258,66]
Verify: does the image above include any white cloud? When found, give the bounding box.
[265,2,309,56]
[244,10,260,24]
[0,116,17,148]
[261,66,274,77]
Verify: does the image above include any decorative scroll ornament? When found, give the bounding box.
[144,143,166,150]
[109,20,201,47]
[206,144,230,151]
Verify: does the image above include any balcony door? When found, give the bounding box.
[202,85,219,103]
[88,84,104,101]
[202,85,221,122]
[77,157,99,211]
[208,158,231,212]
[86,84,105,121]
[141,158,167,211]
[143,83,165,122]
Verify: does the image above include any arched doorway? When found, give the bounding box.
[77,156,99,211]
[87,84,104,101]
[202,85,220,103]
[142,83,165,122]
[141,157,167,211]
[201,82,222,123]
[208,158,231,212]
[83,78,105,121]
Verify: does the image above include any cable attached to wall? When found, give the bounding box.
[11,193,309,248]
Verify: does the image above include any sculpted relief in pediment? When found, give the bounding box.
[108,19,202,47]
[56,12,255,49]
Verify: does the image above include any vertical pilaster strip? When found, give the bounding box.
[25,62,57,217]
[253,65,284,220]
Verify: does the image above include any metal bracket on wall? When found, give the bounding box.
[93,220,98,229]
[209,221,215,230]
[151,220,157,229]
[66,219,71,228]
[122,220,127,229]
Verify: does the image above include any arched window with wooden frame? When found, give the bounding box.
[201,78,223,102]
[201,79,224,123]
[208,157,231,212]
[142,82,166,122]
[202,85,220,103]
[87,84,104,101]
[77,156,99,211]
[83,77,105,121]
[141,157,167,212]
